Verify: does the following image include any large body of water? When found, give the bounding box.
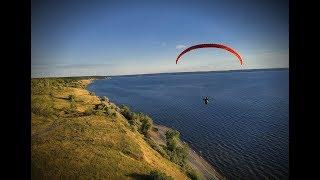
[88,69,289,180]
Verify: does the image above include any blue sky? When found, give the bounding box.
[32,0,288,77]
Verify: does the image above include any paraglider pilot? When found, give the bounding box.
[203,96,209,105]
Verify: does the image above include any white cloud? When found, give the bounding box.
[176,44,187,49]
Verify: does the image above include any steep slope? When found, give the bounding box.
[31,78,188,179]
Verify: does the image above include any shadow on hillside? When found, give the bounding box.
[51,95,84,102]
[126,173,151,180]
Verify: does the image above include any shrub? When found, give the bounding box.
[111,112,117,117]
[172,143,189,168]
[131,113,143,127]
[102,96,109,102]
[165,130,180,151]
[155,146,170,159]
[145,138,169,159]
[138,114,153,136]
[119,104,128,110]
[145,137,157,148]
[152,127,159,132]
[68,94,76,102]
[61,107,77,114]
[165,129,189,168]
[119,105,155,137]
[104,109,117,118]
[94,103,108,111]
[94,110,105,116]
[110,104,116,109]
[149,170,173,180]
[119,137,144,160]
[84,108,95,116]
[165,129,180,139]
[119,105,134,120]
[186,169,201,180]
[84,104,111,117]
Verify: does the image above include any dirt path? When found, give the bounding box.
[150,124,225,180]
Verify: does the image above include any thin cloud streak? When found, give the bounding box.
[176,45,187,49]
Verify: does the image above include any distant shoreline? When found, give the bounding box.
[113,67,288,78]
[32,67,288,79]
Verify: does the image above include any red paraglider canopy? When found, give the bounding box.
[176,43,243,65]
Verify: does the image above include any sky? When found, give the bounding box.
[32,0,288,77]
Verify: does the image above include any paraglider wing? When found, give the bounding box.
[176,43,243,65]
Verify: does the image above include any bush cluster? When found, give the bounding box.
[144,138,169,159]
[186,168,201,180]
[84,103,117,117]
[165,129,189,169]
[149,170,173,180]
[119,105,153,137]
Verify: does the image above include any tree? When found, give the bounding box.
[139,114,153,136]
[165,130,180,151]
[165,130,189,168]
[119,105,134,120]
[172,143,188,168]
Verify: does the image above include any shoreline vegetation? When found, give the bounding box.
[31,77,224,180]
[151,125,224,180]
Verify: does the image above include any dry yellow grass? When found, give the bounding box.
[31,78,189,180]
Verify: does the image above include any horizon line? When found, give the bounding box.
[31,67,288,79]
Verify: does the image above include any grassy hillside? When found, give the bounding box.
[31,78,189,179]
